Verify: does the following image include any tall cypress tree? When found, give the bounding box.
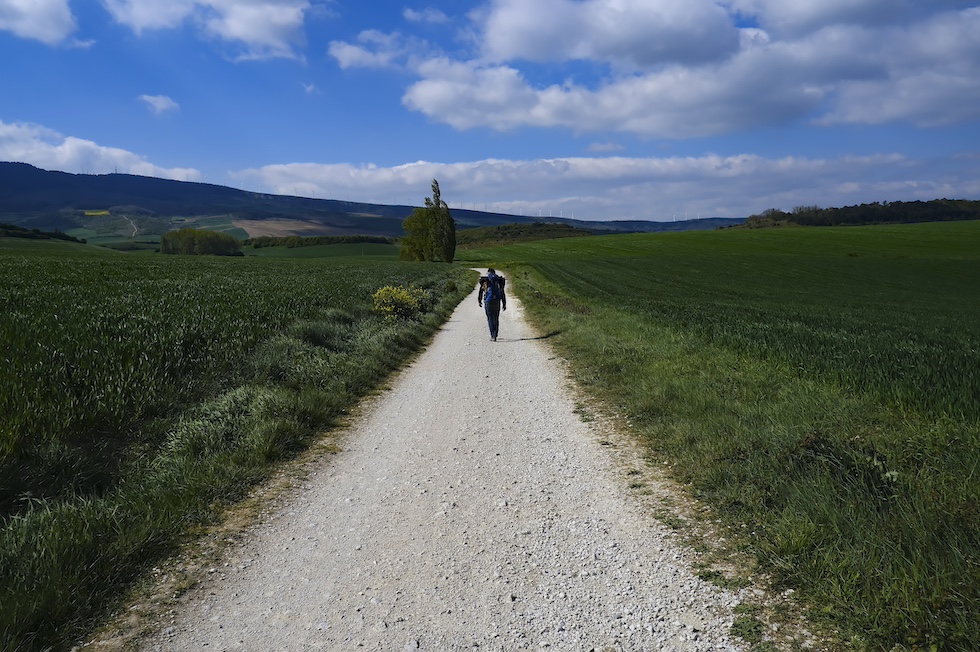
[426,179,456,263]
[402,179,455,263]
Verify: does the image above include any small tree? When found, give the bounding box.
[400,207,436,261]
[401,179,455,263]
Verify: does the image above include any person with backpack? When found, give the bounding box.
[478,268,506,341]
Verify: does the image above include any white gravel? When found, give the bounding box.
[138,274,747,651]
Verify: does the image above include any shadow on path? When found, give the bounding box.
[496,330,561,342]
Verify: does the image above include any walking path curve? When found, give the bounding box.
[138,275,747,651]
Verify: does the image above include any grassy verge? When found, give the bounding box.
[0,241,475,651]
[460,221,980,649]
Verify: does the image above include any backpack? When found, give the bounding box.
[484,274,505,302]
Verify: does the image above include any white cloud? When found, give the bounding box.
[230,152,980,221]
[204,0,309,60]
[822,71,980,127]
[819,8,980,126]
[725,0,899,36]
[725,0,980,36]
[0,120,202,181]
[403,60,543,131]
[101,0,197,31]
[401,51,822,137]
[101,0,311,59]
[0,0,76,45]
[403,8,448,24]
[479,0,740,68]
[395,5,980,137]
[329,30,405,69]
[139,94,180,115]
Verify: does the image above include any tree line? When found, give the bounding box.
[245,235,396,249]
[456,222,594,249]
[160,228,242,256]
[744,199,980,228]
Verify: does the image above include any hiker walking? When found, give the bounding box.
[478,268,506,341]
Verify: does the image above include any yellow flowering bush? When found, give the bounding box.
[372,285,432,320]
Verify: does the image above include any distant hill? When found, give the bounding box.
[0,162,409,237]
[0,162,744,238]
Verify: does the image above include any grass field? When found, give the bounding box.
[0,238,116,257]
[0,239,473,651]
[244,242,400,258]
[460,220,980,649]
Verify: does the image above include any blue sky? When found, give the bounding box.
[2,0,979,221]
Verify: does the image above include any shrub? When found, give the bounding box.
[372,285,432,320]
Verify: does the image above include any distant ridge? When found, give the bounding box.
[0,162,744,237]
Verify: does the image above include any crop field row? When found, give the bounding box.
[462,220,980,648]
[244,242,400,259]
[0,246,444,507]
[0,239,473,650]
[493,221,980,420]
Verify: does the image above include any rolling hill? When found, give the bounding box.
[0,162,744,238]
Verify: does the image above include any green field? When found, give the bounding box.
[0,238,116,257]
[461,220,980,649]
[0,239,473,651]
[244,242,400,258]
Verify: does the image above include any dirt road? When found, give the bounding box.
[139,276,746,651]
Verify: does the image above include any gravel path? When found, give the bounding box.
[139,275,747,651]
